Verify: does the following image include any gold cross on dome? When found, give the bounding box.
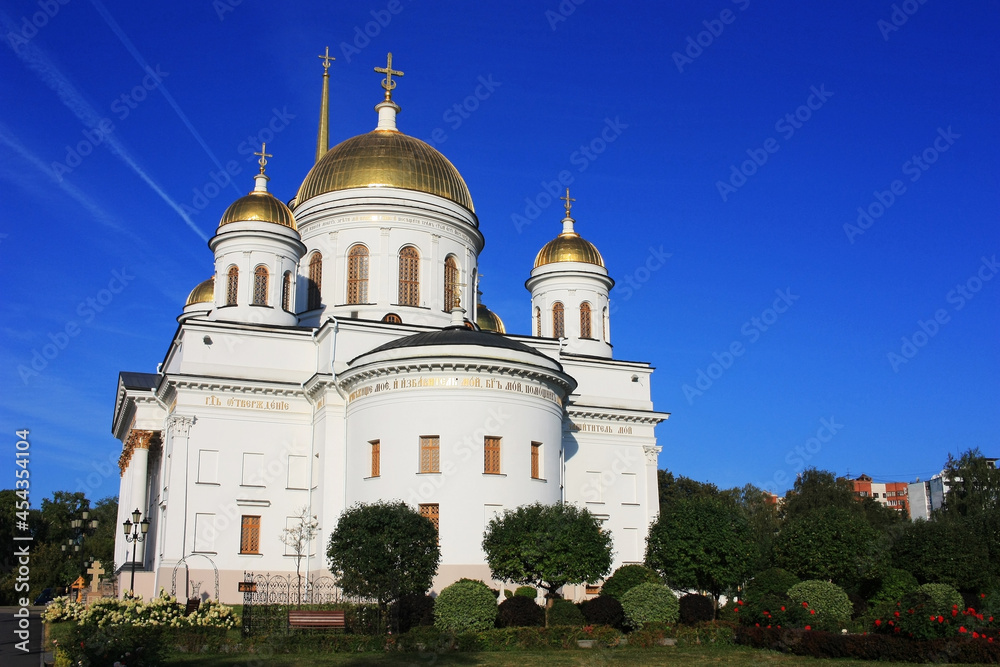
[254,143,272,174]
[560,188,575,217]
[374,52,404,101]
[318,46,335,71]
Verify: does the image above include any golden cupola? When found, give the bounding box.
[185,276,215,306]
[218,146,297,231]
[533,211,604,269]
[475,291,507,334]
[296,53,474,213]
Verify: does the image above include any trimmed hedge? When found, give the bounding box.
[786,580,852,632]
[434,579,497,632]
[620,583,679,629]
[600,564,661,600]
[871,568,919,605]
[735,626,1000,663]
[679,594,715,624]
[497,596,544,628]
[547,599,585,627]
[918,583,963,616]
[580,595,624,629]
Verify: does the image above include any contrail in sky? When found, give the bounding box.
[88,0,243,199]
[0,13,210,242]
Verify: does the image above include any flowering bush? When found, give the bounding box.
[43,590,237,630]
[918,583,963,616]
[786,581,852,632]
[871,589,1000,640]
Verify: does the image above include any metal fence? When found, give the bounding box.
[240,571,368,637]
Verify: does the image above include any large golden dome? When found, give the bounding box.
[185,276,215,306]
[534,230,605,268]
[476,303,506,334]
[296,130,474,212]
[219,191,297,230]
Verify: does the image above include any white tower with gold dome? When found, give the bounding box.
[526,190,614,358]
[208,146,304,327]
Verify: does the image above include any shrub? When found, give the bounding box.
[497,596,543,628]
[870,567,919,605]
[433,580,497,632]
[514,585,538,598]
[620,583,679,629]
[679,593,714,624]
[393,593,435,633]
[600,564,660,600]
[740,568,800,627]
[786,580,852,632]
[546,599,585,627]
[918,583,963,615]
[579,595,624,629]
[56,623,167,667]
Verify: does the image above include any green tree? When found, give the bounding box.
[891,517,991,592]
[280,506,319,605]
[942,448,1000,518]
[781,468,857,521]
[645,495,755,612]
[482,502,612,599]
[773,505,885,588]
[721,483,781,574]
[326,501,440,631]
[657,469,719,513]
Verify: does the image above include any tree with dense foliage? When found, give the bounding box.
[645,495,755,611]
[482,502,612,599]
[657,469,719,513]
[891,517,991,592]
[773,505,886,588]
[326,501,440,631]
[721,483,781,574]
[942,448,1000,518]
[781,468,858,521]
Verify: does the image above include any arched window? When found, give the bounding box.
[252,266,269,306]
[443,255,459,310]
[347,245,369,305]
[534,306,541,337]
[580,302,592,338]
[307,253,322,311]
[382,313,402,324]
[226,266,239,306]
[398,246,420,306]
[281,271,292,311]
[603,306,610,343]
[552,302,565,338]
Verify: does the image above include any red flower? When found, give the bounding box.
[755,623,760,627]
[810,609,815,615]
[875,619,882,627]
[802,602,809,607]
[930,616,936,621]
[952,609,958,616]
[959,627,967,634]
[973,632,980,639]
[894,611,900,617]
[780,606,785,611]
[738,600,743,606]
[990,616,994,622]
[767,625,771,629]
[982,593,987,599]
[777,625,781,629]
[894,627,900,633]
[805,625,811,631]
[937,616,944,623]
[989,638,994,643]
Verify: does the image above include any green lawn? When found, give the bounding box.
[163,644,941,666]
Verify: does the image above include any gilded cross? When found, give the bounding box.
[374,52,404,100]
[318,46,335,71]
[560,188,575,217]
[254,143,272,174]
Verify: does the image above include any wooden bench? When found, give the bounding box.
[287,609,346,632]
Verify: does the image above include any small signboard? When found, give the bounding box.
[238,582,257,593]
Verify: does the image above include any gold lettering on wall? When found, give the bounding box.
[346,374,563,407]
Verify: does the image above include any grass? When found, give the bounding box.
[163,643,940,666]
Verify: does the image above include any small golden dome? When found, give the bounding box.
[476,303,506,334]
[219,191,297,230]
[185,276,215,306]
[534,230,605,268]
[296,130,474,212]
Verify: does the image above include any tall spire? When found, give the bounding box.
[315,46,334,163]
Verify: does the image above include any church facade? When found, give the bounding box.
[112,53,668,604]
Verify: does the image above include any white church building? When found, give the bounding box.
[112,53,668,604]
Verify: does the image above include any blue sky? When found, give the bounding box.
[1,0,997,504]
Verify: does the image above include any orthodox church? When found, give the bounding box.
[112,52,668,603]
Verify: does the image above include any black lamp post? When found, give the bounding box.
[122,508,149,595]
[62,509,99,587]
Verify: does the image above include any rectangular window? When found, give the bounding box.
[485,436,501,474]
[370,440,380,477]
[194,513,215,553]
[240,515,261,554]
[197,450,219,484]
[530,442,541,479]
[242,453,265,486]
[287,455,308,489]
[420,436,439,473]
[622,472,638,504]
[419,503,439,533]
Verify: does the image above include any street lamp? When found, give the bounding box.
[68,510,99,579]
[122,508,149,596]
